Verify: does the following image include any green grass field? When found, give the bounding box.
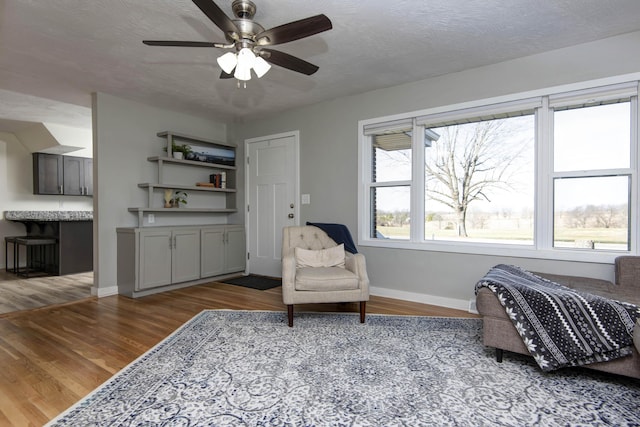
[378,225,627,245]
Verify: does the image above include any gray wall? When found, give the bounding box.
[233,31,640,310]
[93,93,227,295]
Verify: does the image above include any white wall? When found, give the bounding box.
[92,93,228,295]
[0,131,93,269]
[44,123,93,157]
[233,31,640,310]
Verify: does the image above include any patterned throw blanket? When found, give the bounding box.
[475,264,640,371]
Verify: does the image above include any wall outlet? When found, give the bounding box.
[148,214,155,224]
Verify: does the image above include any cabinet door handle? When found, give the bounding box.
[59,185,63,194]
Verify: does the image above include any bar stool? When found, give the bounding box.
[14,236,58,278]
[4,236,20,273]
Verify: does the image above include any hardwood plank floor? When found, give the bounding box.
[0,281,478,426]
[0,270,93,315]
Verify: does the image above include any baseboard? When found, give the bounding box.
[92,285,118,297]
[468,299,478,314]
[94,282,474,312]
[370,286,471,312]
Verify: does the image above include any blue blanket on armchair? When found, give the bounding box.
[306,222,358,254]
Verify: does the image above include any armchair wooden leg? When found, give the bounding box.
[359,301,366,323]
[496,348,503,363]
[287,305,294,327]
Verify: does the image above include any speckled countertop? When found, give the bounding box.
[4,211,93,221]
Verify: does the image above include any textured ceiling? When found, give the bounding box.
[2,0,640,130]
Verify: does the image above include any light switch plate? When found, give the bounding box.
[301,194,310,205]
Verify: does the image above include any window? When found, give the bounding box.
[359,81,639,261]
[368,120,413,239]
[551,100,632,251]
[553,176,629,250]
[424,115,535,245]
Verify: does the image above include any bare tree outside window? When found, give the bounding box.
[425,117,534,238]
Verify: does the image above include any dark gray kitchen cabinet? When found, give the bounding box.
[33,153,92,196]
[63,156,93,195]
[33,153,63,195]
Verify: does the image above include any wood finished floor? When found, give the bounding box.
[0,270,93,315]
[0,278,478,426]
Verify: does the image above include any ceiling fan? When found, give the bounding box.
[143,0,332,84]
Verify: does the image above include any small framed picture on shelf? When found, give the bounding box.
[184,143,235,166]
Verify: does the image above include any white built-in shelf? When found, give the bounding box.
[148,156,236,170]
[128,207,238,226]
[128,208,237,213]
[129,131,238,227]
[157,131,236,149]
[138,183,236,193]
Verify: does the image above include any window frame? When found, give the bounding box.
[358,78,640,263]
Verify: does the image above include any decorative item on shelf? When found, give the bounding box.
[209,172,227,189]
[174,143,192,160]
[163,189,173,208]
[173,191,188,208]
[184,143,235,165]
[164,142,193,160]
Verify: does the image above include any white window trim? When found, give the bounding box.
[358,74,640,264]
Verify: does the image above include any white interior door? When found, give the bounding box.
[246,132,298,277]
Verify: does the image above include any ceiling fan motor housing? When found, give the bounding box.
[224,0,264,50]
[232,0,257,19]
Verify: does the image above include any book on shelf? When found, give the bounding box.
[208,172,227,189]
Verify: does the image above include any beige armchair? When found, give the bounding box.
[282,225,370,327]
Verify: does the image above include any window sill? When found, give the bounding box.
[358,238,626,264]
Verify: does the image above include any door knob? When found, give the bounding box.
[288,213,294,218]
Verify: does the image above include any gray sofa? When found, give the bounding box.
[476,256,640,379]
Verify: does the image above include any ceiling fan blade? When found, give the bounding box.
[143,40,221,47]
[256,14,332,46]
[260,49,319,75]
[220,68,235,79]
[192,0,240,39]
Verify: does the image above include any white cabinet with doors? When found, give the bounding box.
[201,225,245,277]
[140,227,201,288]
[117,225,245,297]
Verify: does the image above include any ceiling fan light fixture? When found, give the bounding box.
[234,65,252,81]
[217,52,238,74]
[234,48,256,81]
[253,56,271,78]
[237,47,256,67]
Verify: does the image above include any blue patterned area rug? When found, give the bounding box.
[47,311,640,426]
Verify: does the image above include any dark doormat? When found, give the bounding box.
[220,275,282,290]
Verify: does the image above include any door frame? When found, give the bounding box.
[244,130,300,275]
